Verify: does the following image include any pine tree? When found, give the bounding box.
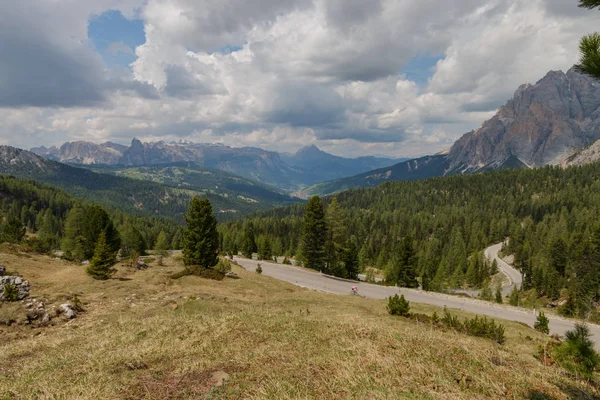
[534,311,550,335]
[1,216,25,243]
[325,198,346,275]
[242,222,257,259]
[301,196,327,270]
[258,236,273,260]
[387,236,418,288]
[86,232,117,280]
[509,287,520,306]
[343,240,360,280]
[61,206,86,260]
[154,231,169,257]
[182,197,219,269]
[495,287,503,304]
[120,222,146,258]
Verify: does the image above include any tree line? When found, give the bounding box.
[219,163,600,313]
[0,175,182,259]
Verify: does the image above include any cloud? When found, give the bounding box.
[0,0,597,158]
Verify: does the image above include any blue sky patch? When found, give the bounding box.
[402,54,444,85]
[88,10,145,68]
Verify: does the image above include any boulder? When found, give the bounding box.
[0,275,30,301]
[60,304,76,319]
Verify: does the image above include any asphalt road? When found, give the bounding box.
[485,242,523,296]
[233,256,600,349]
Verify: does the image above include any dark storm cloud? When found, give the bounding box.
[0,10,107,108]
[264,82,346,127]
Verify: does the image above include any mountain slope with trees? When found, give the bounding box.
[303,66,600,197]
[0,146,296,221]
[221,162,600,317]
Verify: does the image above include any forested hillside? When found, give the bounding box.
[0,146,296,221]
[0,175,181,256]
[220,163,600,316]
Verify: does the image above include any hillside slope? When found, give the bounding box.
[0,146,296,220]
[0,253,593,399]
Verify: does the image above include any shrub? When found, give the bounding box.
[387,294,410,317]
[554,323,600,379]
[440,308,505,344]
[534,311,550,335]
[282,257,292,265]
[170,266,225,281]
[256,263,263,274]
[214,258,232,275]
[462,315,505,344]
[441,307,462,330]
[2,284,18,301]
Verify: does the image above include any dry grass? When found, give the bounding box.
[0,252,599,399]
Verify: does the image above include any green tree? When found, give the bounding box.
[343,240,360,280]
[301,196,327,270]
[387,294,410,317]
[555,323,600,379]
[386,236,418,288]
[120,222,146,258]
[534,311,550,335]
[242,222,257,258]
[325,198,346,275]
[258,236,273,261]
[577,1,600,79]
[182,197,219,268]
[509,287,520,306]
[495,287,503,304]
[86,232,117,280]
[154,231,169,257]
[1,216,25,243]
[61,206,86,260]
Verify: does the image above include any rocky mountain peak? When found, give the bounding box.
[447,66,600,172]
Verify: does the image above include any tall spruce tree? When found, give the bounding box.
[325,198,347,276]
[242,222,257,258]
[301,196,327,270]
[86,232,118,280]
[343,240,360,280]
[120,222,146,258]
[154,231,169,257]
[182,197,219,268]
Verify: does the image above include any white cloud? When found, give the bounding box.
[0,0,596,157]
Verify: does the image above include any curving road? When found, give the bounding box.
[485,242,523,296]
[233,256,600,349]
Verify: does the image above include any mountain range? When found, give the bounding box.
[32,140,401,192]
[0,146,298,220]
[304,66,600,196]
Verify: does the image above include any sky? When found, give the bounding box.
[0,0,596,158]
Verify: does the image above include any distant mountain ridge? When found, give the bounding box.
[32,139,401,192]
[0,146,298,220]
[303,66,600,197]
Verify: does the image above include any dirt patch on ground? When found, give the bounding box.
[125,368,232,399]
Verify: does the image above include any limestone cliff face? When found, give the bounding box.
[448,67,600,172]
[563,138,600,167]
[32,141,126,165]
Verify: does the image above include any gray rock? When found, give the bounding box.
[41,313,51,324]
[0,275,30,301]
[60,304,76,319]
